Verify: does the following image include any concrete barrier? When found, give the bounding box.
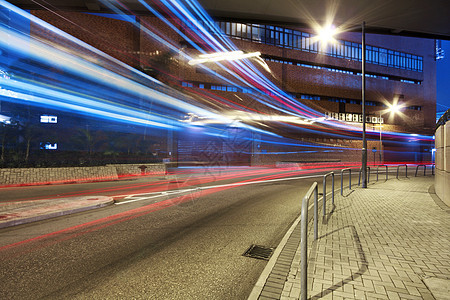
[435,112,450,207]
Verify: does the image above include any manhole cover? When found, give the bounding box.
[243,244,274,260]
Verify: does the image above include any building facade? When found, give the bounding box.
[1,8,437,167]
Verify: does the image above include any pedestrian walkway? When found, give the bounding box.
[249,176,450,300]
[0,196,113,228]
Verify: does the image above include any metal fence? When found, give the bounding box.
[300,182,318,300]
[341,168,352,195]
[396,164,408,178]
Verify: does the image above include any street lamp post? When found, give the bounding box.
[379,112,383,164]
[361,21,368,188]
[315,22,367,185]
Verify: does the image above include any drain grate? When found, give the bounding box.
[243,244,274,260]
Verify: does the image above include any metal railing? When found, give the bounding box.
[323,172,335,217]
[358,166,371,185]
[415,165,426,177]
[396,164,408,178]
[341,168,352,195]
[300,182,318,300]
[376,165,388,181]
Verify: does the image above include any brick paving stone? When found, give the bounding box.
[249,176,450,300]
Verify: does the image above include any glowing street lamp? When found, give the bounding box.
[389,102,401,114]
[316,23,338,46]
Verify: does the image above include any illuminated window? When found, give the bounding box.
[40,115,58,123]
[40,142,57,150]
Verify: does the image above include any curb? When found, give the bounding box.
[248,211,303,300]
[248,190,328,299]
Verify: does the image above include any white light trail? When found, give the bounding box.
[188,51,261,65]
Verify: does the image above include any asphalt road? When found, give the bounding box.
[0,168,345,299]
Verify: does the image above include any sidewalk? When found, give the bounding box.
[249,175,450,300]
[0,196,114,228]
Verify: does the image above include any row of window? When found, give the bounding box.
[194,21,424,72]
[298,94,420,110]
[182,82,254,93]
[296,94,382,106]
[264,57,421,84]
[181,81,422,111]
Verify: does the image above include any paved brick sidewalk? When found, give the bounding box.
[250,176,450,300]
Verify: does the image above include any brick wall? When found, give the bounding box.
[0,166,118,186]
[0,164,167,186]
[108,163,167,176]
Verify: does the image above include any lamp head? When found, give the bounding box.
[317,24,337,43]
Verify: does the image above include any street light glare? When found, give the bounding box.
[389,103,401,113]
[317,24,337,43]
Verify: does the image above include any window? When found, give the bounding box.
[379,49,387,65]
[399,53,405,69]
[388,50,394,66]
[236,23,242,38]
[394,51,400,68]
[40,142,58,150]
[252,25,261,42]
[418,57,423,71]
[40,115,58,123]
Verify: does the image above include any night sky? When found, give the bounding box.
[437,40,450,115]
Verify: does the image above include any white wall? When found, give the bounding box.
[435,122,450,206]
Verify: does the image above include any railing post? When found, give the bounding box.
[377,165,388,181]
[323,172,335,217]
[415,165,427,177]
[331,173,335,206]
[350,169,352,189]
[323,175,326,217]
[397,164,407,179]
[314,185,318,240]
[300,182,318,300]
[341,168,351,195]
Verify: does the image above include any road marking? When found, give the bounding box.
[116,174,324,205]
